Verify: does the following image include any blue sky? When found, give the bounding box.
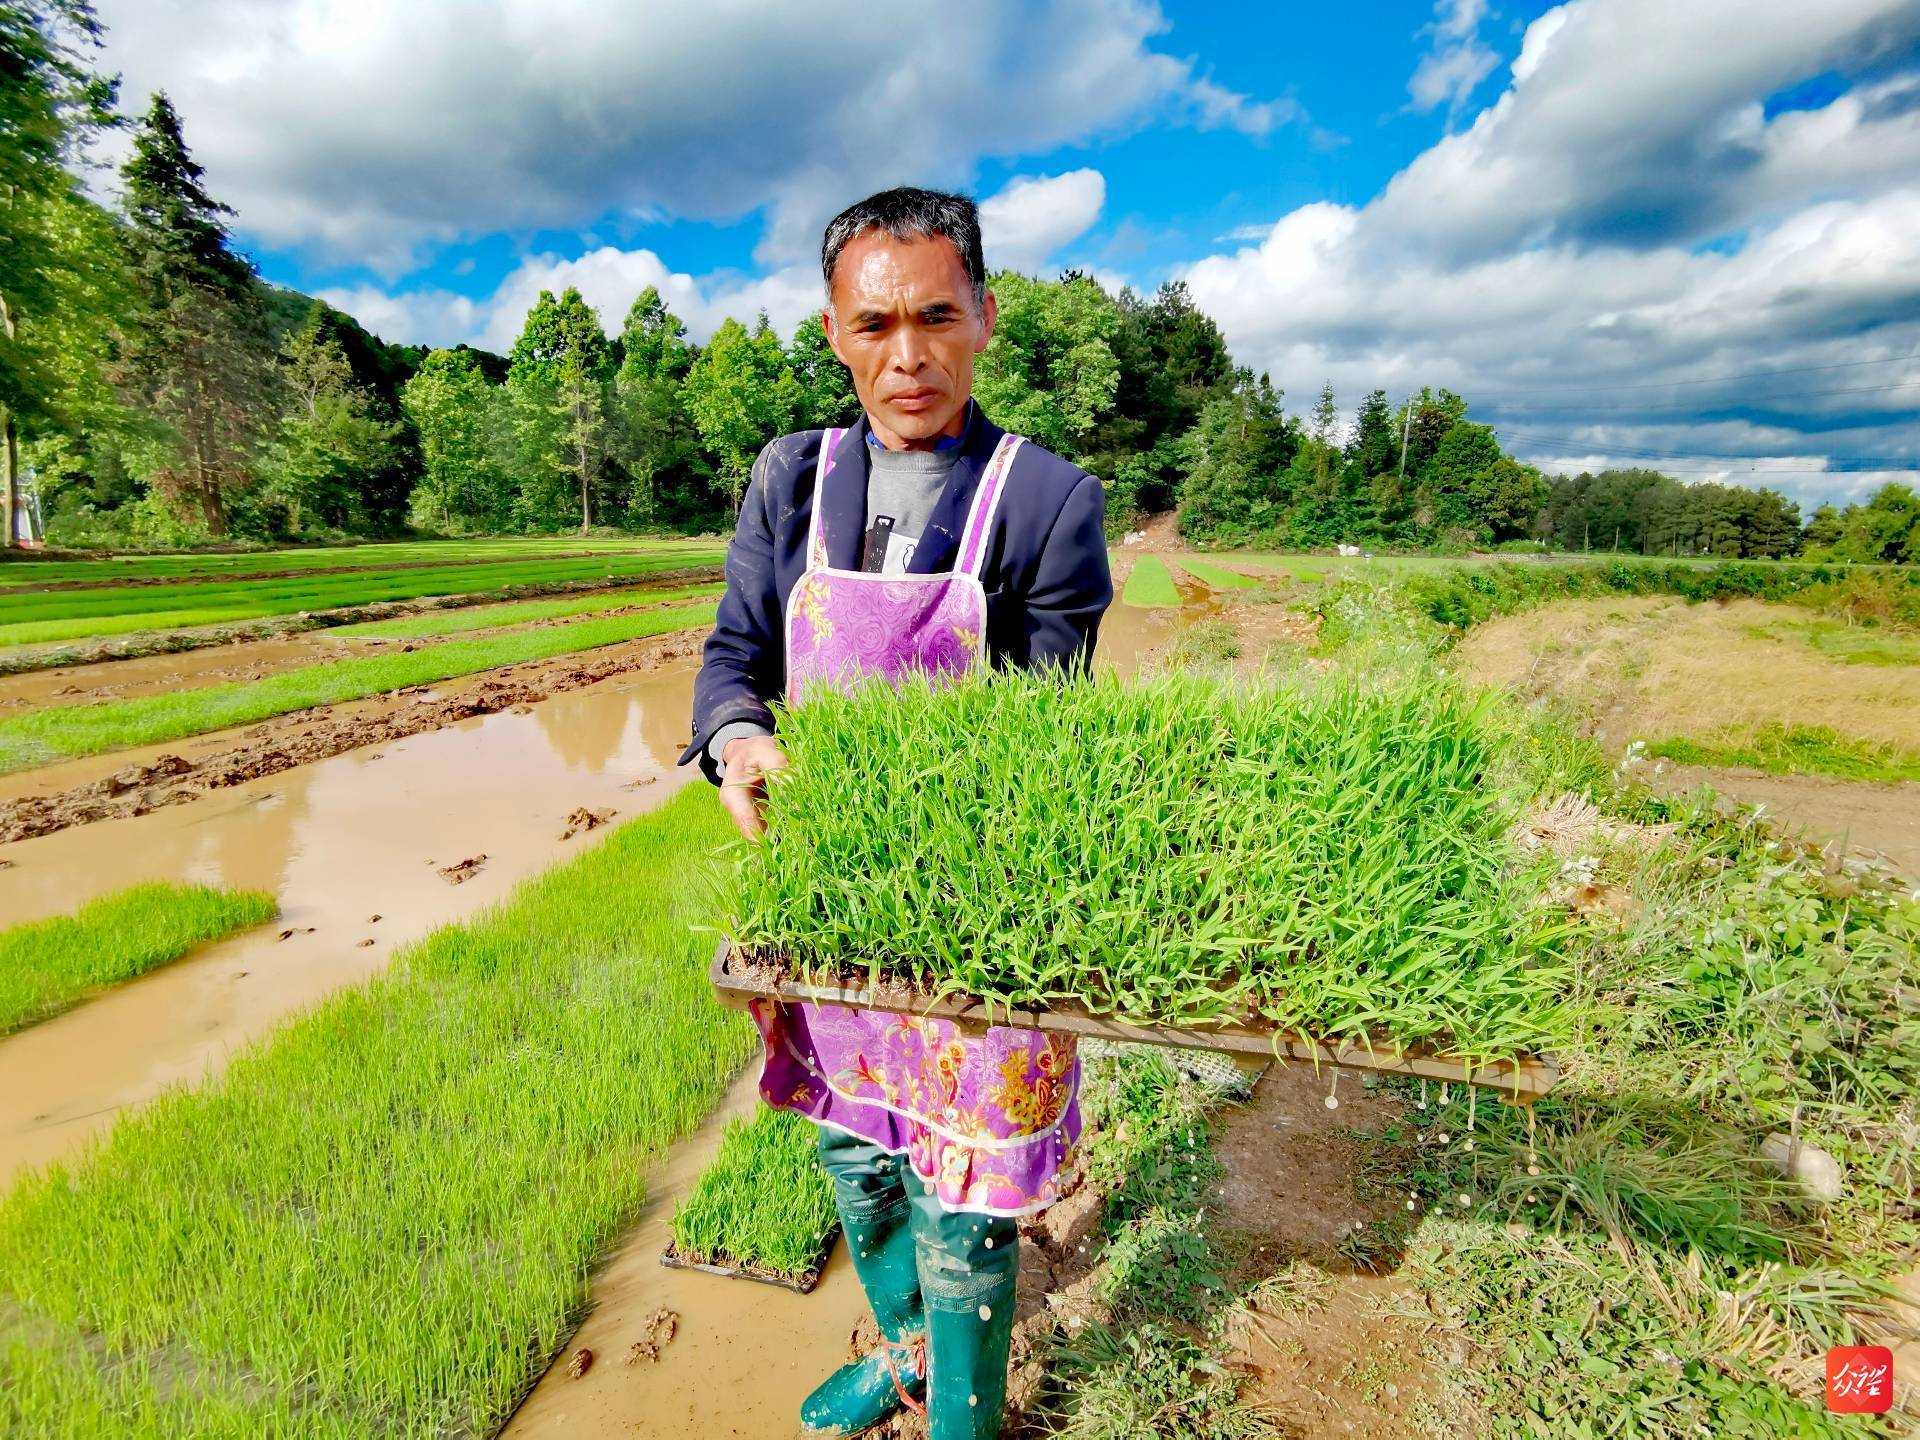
[92,0,1920,510]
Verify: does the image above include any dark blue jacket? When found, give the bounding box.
[680,404,1113,784]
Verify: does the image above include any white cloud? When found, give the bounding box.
[1183,0,1920,513]
[1407,0,1496,118]
[980,170,1107,277]
[93,0,1296,277]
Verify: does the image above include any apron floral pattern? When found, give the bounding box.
[752,426,1082,1218]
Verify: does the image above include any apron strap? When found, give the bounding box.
[956,432,1024,580]
[804,427,846,570]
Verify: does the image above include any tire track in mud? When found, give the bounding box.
[0,631,703,843]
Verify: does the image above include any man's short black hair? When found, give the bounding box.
[821,186,987,311]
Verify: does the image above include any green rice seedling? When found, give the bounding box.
[0,785,752,1438]
[1120,554,1182,607]
[0,883,275,1036]
[0,548,721,647]
[731,667,1571,1069]
[330,581,725,639]
[1173,558,1261,591]
[668,1107,838,1282]
[0,601,717,771]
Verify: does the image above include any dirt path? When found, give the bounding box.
[0,633,357,709]
[0,626,705,843]
[0,657,700,1186]
[1648,763,1920,880]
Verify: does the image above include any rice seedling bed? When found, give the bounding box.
[727,670,1572,1080]
[0,549,722,646]
[0,882,276,1036]
[0,537,715,589]
[330,581,725,640]
[0,787,754,1438]
[662,1107,840,1293]
[1171,557,1262,590]
[1120,554,1182,607]
[0,600,718,771]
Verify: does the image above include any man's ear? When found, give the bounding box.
[976,289,998,353]
[821,307,844,364]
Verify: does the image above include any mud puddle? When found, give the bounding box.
[0,659,699,1186]
[502,1067,871,1439]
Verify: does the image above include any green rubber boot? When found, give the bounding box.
[800,1136,927,1438]
[907,1173,1020,1440]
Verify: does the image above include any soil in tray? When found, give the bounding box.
[659,1228,840,1295]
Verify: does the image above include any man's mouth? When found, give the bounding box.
[890,388,940,412]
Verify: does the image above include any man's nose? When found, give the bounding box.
[887,325,930,374]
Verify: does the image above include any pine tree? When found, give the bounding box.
[119,91,277,537]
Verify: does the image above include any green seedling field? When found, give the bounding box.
[732,669,1569,1067]
[0,883,276,1037]
[667,1107,838,1288]
[0,786,753,1438]
[0,601,718,772]
[1120,554,1182,607]
[331,582,725,640]
[1173,557,1261,590]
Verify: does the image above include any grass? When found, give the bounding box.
[1647,724,1920,783]
[0,600,718,771]
[0,883,276,1037]
[0,784,754,1438]
[1120,554,1182,607]
[1171,557,1261,591]
[0,547,722,647]
[329,581,725,640]
[1157,617,1241,675]
[731,667,1570,1067]
[1787,617,1920,667]
[668,1107,838,1283]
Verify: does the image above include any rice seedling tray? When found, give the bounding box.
[710,942,1559,1103]
[658,1227,840,1295]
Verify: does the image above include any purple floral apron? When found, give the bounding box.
[750,426,1082,1218]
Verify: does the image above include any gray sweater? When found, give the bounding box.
[710,442,959,776]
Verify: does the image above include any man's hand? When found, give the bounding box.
[719,734,790,840]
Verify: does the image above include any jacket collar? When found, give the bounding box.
[817,401,1007,575]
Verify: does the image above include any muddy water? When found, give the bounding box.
[0,661,699,1185]
[502,1067,870,1439]
[1095,574,1224,680]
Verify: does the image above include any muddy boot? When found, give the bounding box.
[800,1132,927,1437]
[907,1173,1019,1440]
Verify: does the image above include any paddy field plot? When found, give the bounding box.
[0,786,753,1439]
[0,882,275,1036]
[1119,553,1182,607]
[0,599,718,771]
[0,545,723,648]
[331,580,725,640]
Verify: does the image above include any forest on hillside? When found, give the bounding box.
[4,7,1912,562]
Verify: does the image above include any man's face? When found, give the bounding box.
[824,230,997,449]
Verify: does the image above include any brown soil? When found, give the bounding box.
[1645,762,1920,880]
[0,630,700,843]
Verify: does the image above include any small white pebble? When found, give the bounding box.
[1406,1200,1416,1211]
[1456,1192,1472,1207]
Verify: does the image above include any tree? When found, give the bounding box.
[0,1,119,545]
[118,91,278,537]
[612,287,710,525]
[1175,372,1298,543]
[1817,483,1919,564]
[258,323,402,534]
[504,286,611,529]
[403,348,503,531]
[972,270,1118,458]
[683,314,796,505]
[787,312,856,430]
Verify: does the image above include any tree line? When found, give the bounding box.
[4,7,1910,561]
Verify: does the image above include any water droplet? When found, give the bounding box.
[978,1305,992,1321]
[984,1237,993,1248]
[969,1395,978,1407]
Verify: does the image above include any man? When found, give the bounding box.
[681,186,1112,1439]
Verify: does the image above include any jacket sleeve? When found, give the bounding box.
[1020,472,1112,677]
[679,444,788,785]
